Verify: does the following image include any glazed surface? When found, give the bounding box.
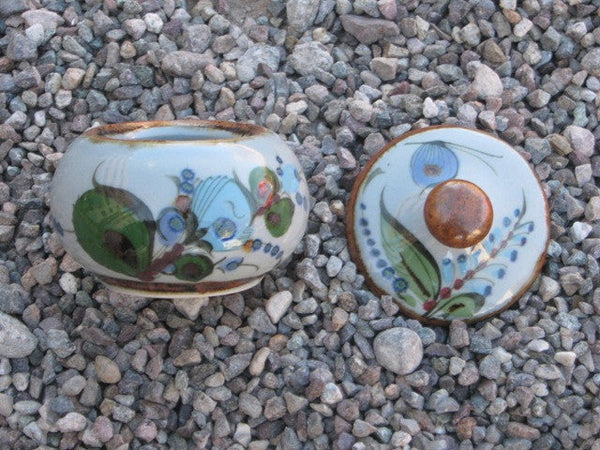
[51,123,310,291]
[348,126,549,324]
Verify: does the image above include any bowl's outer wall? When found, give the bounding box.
[50,124,310,290]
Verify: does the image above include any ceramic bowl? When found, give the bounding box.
[50,120,310,298]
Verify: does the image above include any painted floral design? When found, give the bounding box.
[358,193,534,321]
[70,157,306,282]
[410,141,459,187]
[353,138,544,321]
[408,140,501,188]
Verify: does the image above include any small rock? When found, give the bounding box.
[0,392,13,416]
[135,419,157,442]
[289,42,333,77]
[581,48,600,77]
[321,382,343,404]
[0,312,37,358]
[162,51,214,77]
[265,291,293,324]
[234,423,252,446]
[570,221,592,243]
[22,9,64,31]
[236,44,280,83]
[61,375,87,396]
[369,57,397,81]
[340,15,400,44]
[93,416,114,442]
[539,276,561,301]
[286,0,320,33]
[374,327,423,375]
[56,412,87,433]
[183,24,211,53]
[506,422,541,440]
[59,272,79,294]
[250,347,270,376]
[565,125,595,159]
[449,320,470,348]
[173,297,208,321]
[144,13,163,34]
[296,259,328,299]
[6,33,37,61]
[95,355,122,384]
[353,419,377,437]
[471,64,503,99]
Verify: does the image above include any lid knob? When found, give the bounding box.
[424,179,493,248]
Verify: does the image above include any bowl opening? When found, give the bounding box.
[110,126,237,141]
[87,120,266,143]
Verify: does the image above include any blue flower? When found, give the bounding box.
[410,141,459,187]
[191,175,253,251]
[158,208,186,246]
[503,217,511,227]
[497,268,506,279]
[252,239,262,251]
[180,181,195,194]
[181,168,195,180]
[382,267,395,278]
[271,245,280,256]
[220,257,243,271]
[212,217,236,241]
[393,277,408,293]
[376,259,387,268]
[295,192,303,205]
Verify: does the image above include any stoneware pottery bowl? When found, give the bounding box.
[50,120,310,299]
[347,126,550,325]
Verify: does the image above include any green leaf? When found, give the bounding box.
[380,194,440,302]
[174,254,213,281]
[438,293,485,319]
[73,186,155,277]
[265,197,294,237]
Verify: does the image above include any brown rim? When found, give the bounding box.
[84,119,268,144]
[346,125,551,326]
[98,274,262,295]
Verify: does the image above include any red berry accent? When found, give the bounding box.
[439,287,452,299]
[453,279,464,290]
[423,300,437,311]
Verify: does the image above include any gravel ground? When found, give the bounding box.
[1,0,600,449]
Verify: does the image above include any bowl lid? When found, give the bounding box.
[347,126,550,325]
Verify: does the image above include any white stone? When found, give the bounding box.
[265,291,293,324]
[144,13,164,33]
[173,297,208,321]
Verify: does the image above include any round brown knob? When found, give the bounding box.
[424,179,493,248]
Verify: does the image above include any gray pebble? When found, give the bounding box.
[0,312,37,358]
[374,327,422,375]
